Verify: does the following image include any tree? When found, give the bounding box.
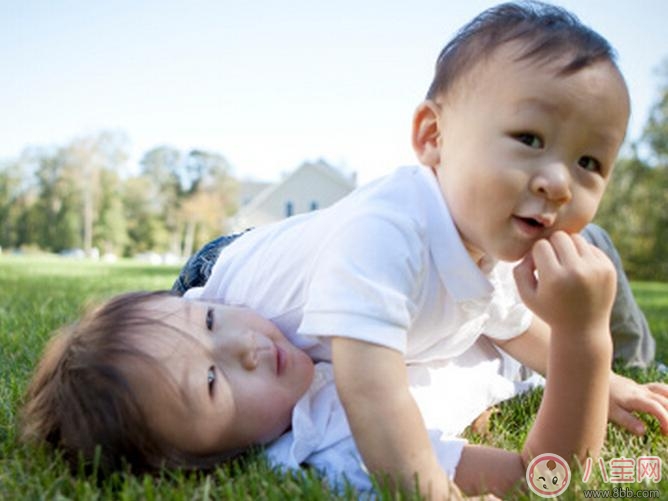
[0,157,32,248]
[28,146,82,251]
[63,131,129,255]
[595,154,656,277]
[595,57,668,280]
[644,59,668,163]
[635,59,668,279]
[94,169,128,255]
[137,147,238,257]
[139,146,183,255]
[122,175,170,255]
[1,135,238,257]
[178,149,238,256]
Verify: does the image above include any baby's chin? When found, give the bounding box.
[462,238,530,266]
[494,237,557,263]
[294,350,316,392]
[258,415,294,445]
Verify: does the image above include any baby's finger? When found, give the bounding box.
[647,387,668,422]
[610,406,646,435]
[531,238,560,274]
[513,253,537,303]
[631,394,668,435]
[548,231,579,265]
[646,382,668,399]
[571,233,594,257]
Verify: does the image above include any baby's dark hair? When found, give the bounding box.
[21,290,231,476]
[426,1,621,100]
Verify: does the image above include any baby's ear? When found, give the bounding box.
[411,100,441,168]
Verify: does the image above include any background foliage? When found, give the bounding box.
[0,138,238,259]
[1,61,667,278]
[594,60,668,280]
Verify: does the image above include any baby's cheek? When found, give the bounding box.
[569,194,600,231]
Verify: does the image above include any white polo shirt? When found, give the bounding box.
[185,165,532,362]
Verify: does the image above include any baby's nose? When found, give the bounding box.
[530,162,571,204]
[235,331,275,371]
[241,349,258,370]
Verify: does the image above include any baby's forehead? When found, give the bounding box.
[124,300,203,357]
[446,43,626,107]
[461,41,584,81]
[140,294,192,316]
[133,296,203,331]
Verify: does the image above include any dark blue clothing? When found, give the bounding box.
[171,231,249,295]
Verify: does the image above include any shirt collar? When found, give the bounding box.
[412,166,495,301]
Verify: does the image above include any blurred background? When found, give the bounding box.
[1,0,666,278]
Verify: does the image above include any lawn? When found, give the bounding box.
[0,256,666,500]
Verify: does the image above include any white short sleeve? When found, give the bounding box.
[298,211,426,354]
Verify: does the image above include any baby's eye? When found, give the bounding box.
[577,155,601,173]
[515,133,543,149]
[207,366,216,395]
[206,307,214,331]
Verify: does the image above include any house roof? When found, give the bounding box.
[238,180,272,206]
[238,160,356,215]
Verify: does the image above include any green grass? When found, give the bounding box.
[0,256,666,500]
[631,282,668,363]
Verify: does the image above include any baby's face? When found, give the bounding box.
[130,296,315,456]
[430,43,630,263]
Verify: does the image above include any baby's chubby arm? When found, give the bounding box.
[514,232,614,462]
[331,337,461,500]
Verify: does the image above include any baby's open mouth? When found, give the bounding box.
[517,216,545,228]
[518,216,544,228]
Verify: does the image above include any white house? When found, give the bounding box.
[231,160,356,231]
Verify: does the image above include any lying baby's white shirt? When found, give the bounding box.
[265,337,544,494]
[410,334,543,436]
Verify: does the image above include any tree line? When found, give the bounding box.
[594,61,668,281]
[1,62,667,279]
[0,133,238,259]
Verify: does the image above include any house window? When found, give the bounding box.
[285,201,294,217]
[310,201,319,211]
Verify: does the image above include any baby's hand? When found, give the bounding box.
[513,231,616,336]
[609,373,668,435]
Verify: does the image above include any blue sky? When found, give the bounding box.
[2,0,667,183]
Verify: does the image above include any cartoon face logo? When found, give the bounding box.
[526,453,571,498]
